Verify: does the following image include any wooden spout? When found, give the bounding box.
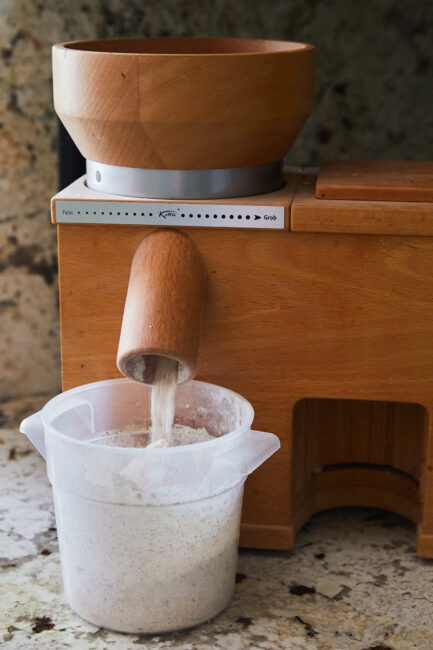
[117,229,206,384]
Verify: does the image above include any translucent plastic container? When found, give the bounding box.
[20,378,280,633]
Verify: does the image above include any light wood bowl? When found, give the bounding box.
[52,37,315,170]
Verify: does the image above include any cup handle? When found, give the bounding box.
[212,429,280,476]
[244,430,281,474]
[206,429,280,495]
[20,411,46,459]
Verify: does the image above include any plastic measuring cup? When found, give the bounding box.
[20,378,280,634]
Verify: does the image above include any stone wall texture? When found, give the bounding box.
[1,0,432,400]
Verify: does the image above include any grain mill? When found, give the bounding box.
[51,37,433,556]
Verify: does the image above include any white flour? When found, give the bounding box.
[54,482,243,633]
[150,356,178,446]
[92,424,213,448]
[66,418,240,633]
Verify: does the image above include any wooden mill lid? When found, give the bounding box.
[316,160,433,203]
[292,167,433,237]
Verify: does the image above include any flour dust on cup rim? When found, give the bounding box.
[20,378,280,633]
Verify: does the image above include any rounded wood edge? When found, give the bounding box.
[416,530,433,558]
[53,37,315,56]
[292,466,420,536]
[117,351,195,385]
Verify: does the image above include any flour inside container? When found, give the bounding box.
[91,423,214,448]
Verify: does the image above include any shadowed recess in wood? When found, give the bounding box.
[292,398,428,531]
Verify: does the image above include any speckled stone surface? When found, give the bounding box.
[0,0,432,400]
[1,398,433,650]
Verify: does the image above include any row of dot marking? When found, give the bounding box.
[75,211,252,219]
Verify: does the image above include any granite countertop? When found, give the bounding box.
[1,398,433,650]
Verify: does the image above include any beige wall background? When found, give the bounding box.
[0,0,432,400]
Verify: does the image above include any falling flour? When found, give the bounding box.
[150,356,178,446]
[92,356,214,449]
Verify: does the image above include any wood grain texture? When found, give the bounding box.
[56,217,433,554]
[316,160,433,202]
[291,399,426,535]
[52,37,315,170]
[117,229,206,384]
[293,467,420,529]
[292,175,433,236]
[417,530,433,558]
[239,523,293,550]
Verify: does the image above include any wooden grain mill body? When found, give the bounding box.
[52,166,433,556]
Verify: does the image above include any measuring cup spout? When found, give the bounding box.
[20,411,46,459]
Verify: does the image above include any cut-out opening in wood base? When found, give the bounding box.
[291,397,428,536]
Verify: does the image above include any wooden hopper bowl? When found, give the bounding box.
[52,37,315,172]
